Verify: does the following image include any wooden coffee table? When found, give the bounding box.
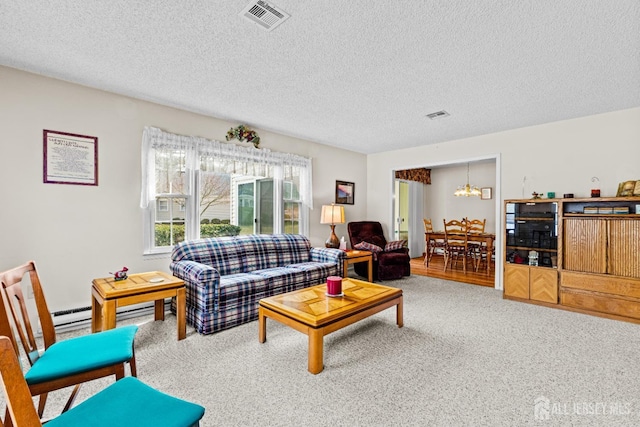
[258,278,403,374]
[91,271,186,340]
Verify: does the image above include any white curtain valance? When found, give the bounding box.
[140,126,313,209]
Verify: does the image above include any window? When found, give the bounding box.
[140,127,313,254]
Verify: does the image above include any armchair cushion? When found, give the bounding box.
[354,241,383,253]
[385,240,407,251]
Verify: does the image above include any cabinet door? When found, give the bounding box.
[608,219,640,278]
[563,218,607,274]
[530,268,558,303]
[504,264,529,299]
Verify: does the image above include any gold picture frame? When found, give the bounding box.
[616,180,640,197]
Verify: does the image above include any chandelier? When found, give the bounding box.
[454,163,481,197]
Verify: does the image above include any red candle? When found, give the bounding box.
[326,276,342,295]
[591,189,600,198]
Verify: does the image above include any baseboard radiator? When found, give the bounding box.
[51,300,171,333]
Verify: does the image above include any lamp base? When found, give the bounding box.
[325,225,340,249]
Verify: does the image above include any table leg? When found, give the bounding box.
[154,299,165,321]
[342,259,348,278]
[396,296,404,328]
[367,258,373,282]
[308,328,324,374]
[486,238,493,274]
[176,287,186,340]
[103,300,117,330]
[258,306,267,343]
[91,295,102,333]
[425,236,431,266]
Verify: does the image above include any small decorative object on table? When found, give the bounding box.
[531,192,541,199]
[225,125,260,148]
[326,276,343,296]
[110,267,129,281]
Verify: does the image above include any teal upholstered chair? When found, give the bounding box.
[0,336,205,426]
[0,261,138,419]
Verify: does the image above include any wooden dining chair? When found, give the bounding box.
[0,261,138,421]
[0,336,205,427]
[423,218,445,266]
[464,218,489,272]
[443,219,474,273]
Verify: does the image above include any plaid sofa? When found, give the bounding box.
[170,234,345,334]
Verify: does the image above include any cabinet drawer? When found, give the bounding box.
[560,288,640,320]
[561,271,640,299]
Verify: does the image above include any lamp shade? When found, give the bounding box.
[320,205,345,225]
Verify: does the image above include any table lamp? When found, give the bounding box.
[320,204,345,248]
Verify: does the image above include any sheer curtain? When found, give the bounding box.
[140,126,313,210]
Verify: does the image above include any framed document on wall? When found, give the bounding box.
[43,129,98,186]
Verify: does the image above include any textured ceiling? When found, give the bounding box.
[1,1,639,154]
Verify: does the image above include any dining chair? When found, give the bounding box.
[423,218,445,266]
[0,261,138,420]
[443,219,474,273]
[0,336,205,427]
[464,218,489,272]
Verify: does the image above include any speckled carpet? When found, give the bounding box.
[6,275,640,426]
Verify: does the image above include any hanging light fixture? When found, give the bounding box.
[454,163,481,197]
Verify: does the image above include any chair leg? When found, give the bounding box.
[37,392,48,417]
[62,384,82,413]
[129,349,137,377]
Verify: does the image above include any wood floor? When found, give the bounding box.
[410,254,495,287]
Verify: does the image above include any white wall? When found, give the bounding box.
[0,66,367,312]
[426,161,497,232]
[369,107,640,288]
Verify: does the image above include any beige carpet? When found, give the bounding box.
[6,275,640,426]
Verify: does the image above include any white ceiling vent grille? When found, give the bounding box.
[426,110,450,120]
[240,1,290,32]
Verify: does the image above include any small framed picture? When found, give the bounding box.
[481,187,492,200]
[335,180,355,205]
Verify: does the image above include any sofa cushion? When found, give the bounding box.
[234,235,281,271]
[217,273,269,311]
[252,267,303,294]
[271,234,311,265]
[285,262,339,288]
[172,237,245,276]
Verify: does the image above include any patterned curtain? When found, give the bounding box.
[395,168,431,185]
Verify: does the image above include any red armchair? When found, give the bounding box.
[347,221,411,281]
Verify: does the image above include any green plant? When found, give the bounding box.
[154,223,241,247]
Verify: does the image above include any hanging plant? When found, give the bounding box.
[225,125,260,148]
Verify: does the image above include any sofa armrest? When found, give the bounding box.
[170,260,220,288]
[310,247,346,264]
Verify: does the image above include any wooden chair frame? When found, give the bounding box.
[423,218,445,266]
[443,219,475,273]
[0,261,137,422]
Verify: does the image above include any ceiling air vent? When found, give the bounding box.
[240,1,290,32]
[426,110,450,120]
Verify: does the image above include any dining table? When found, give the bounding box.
[425,231,496,273]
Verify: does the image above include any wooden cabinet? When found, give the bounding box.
[504,264,558,303]
[504,200,559,304]
[504,196,640,322]
[559,198,640,320]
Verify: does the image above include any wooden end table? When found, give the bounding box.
[343,250,373,282]
[91,271,186,340]
[259,278,403,374]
